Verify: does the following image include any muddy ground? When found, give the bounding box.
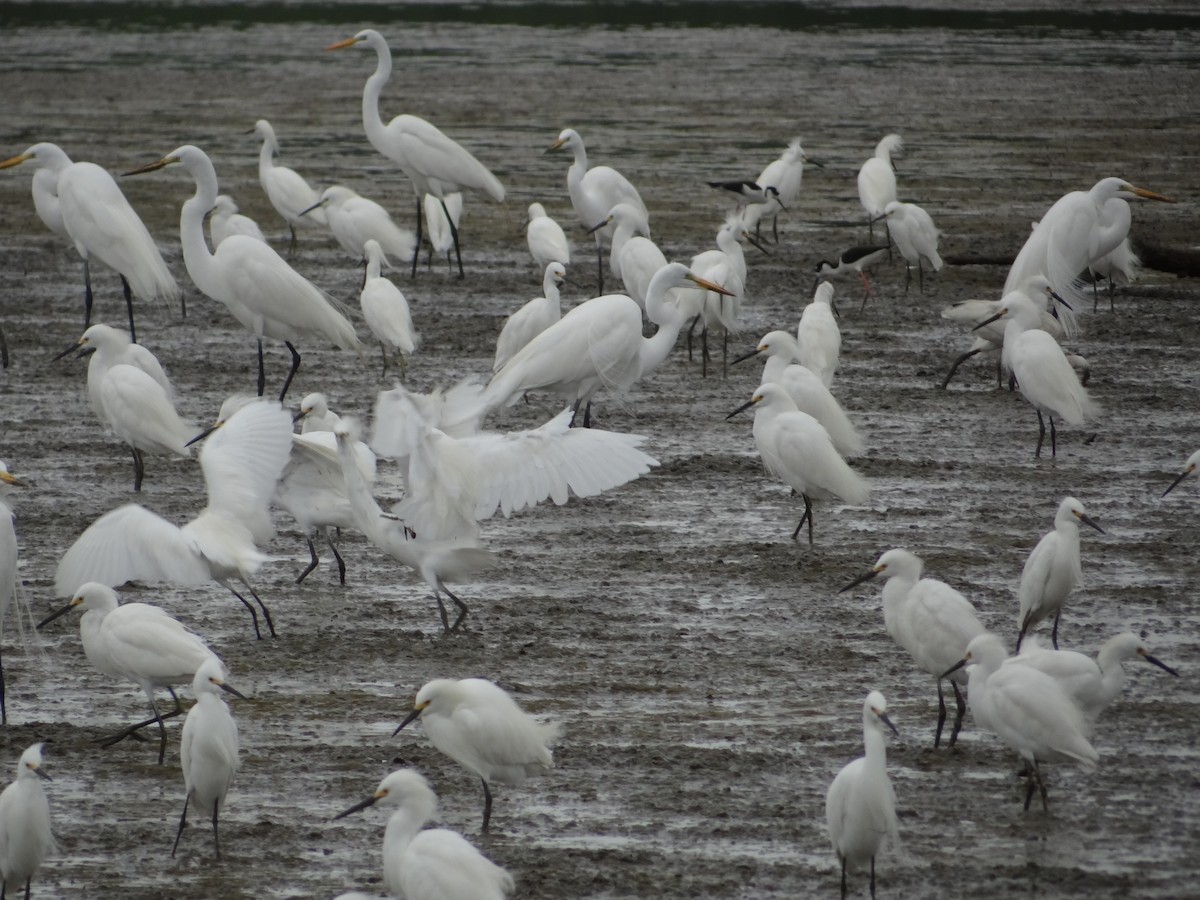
[1,7,1199,899]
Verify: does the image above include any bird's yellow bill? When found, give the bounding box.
[0,151,33,170]
[546,137,568,153]
[0,471,22,486]
[324,36,360,51]
[124,155,178,177]
[686,273,736,297]
[1131,185,1177,203]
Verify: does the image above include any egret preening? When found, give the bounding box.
[1,142,179,340]
[1015,497,1105,652]
[726,383,869,545]
[942,633,1098,810]
[334,769,514,900]
[393,678,563,832]
[857,134,902,244]
[253,119,328,255]
[525,202,570,271]
[546,127,648,294]
[825,691,898,900]
[840,549,985,747]
[493,262,566,373]
[884,200,942,292]
[0,743,56,900]
[325,29,506,278]
[173,657,244,859]
[125,145,361,402]
[37,583,222,765]
[55,398,294,640]
[209,195,266,247]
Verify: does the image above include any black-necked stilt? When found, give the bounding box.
[708,180,784,212]
[815,246,889,311]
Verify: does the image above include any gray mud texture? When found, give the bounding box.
[1,6,1199,899]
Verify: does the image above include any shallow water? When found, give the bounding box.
[2,5,1200,899]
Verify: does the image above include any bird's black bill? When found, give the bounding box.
[972,311,1005,332]
[1079,513,1105,535]
[34,767,52,782]
[186,424,219,447]
[52,341,84,362]
[838,569,880,593]
[1143,654,1179,677]
[333,795,378,820]
[725,398,756,421]
[37,601,76,630]
[745,233,770,255]
[220,682,248,700]
[878,712,900,738]
[393,706,423,737]
[585,220,608,236]
[1162,471,1191,497]
[939,658,968,680]
[298,200,323,218]
[730,347,761,366]
[123,158,171,177]
[1048,289,1073,312]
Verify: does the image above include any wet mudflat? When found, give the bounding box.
[1,5,1199,898]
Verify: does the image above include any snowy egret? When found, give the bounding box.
[732,331,864,457]
[707,179,783,212]
[360,239,419,377]
[296,392,344,434]
[525,202,570,271]
[973,288,1098,457]
[1004,177,1175,323]
[334,769,514,900]
[424,192,463,272]
[884,200,942,292]
[493,262,566,373]
[1015,497,1105,652]
[55,398,293,639]
[825,691,898,900]
[942,632,1098,810]
[1008,632,1178,728]
[815,246,889,310]
[252,119,328,255]
[325,29,506,278]
[0,743,55,899]
[125,145,361,402]
[275,427,376,584]
[173,656,244,859]
[302,185,417,268]
[840,549,985,747]
[393,678,563,832]
[209,194,266,247]
[0,464,23,724]
[1,142,179,340]
[587,202,655,300]
[857,134,902,243]
[795,282,841,388]
[1162,449,1199,497]
[741,137,818,243]
[38,583,221,764]
[726,383,869,544]
[546,127,649,294]
[482,263,731,427]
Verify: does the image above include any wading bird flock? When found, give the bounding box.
[0,23,1190,900]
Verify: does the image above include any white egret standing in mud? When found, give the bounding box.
[795,282,840,387]
[173,657,244,859]
[334,769,514,900]
[301,185,417,267]
[742,137,817,243]
[884,200,943,292]
[125,145,361,402]
[942,632,1098,810]
[493,262,566,373]
[1162,449,1200,497]
[325,29,506,278]
[393,678,563,833]
[525,202,570,271]
[546,127,649,294]
[0,743,56,900]
[840,549,985,748]
[209,194,266,247]
[253,119,328,255]
[0,142,179,340]
[0,463,27,724]
[825,691,899,900]
[1015,497,1104,652]
[359,239,419,378]
[857,134,902,243]
[37,583,221,765]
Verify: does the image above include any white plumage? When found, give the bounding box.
[795,282,841,387]
[741,137,811,243]
[525,202,570,271]
[310,185,417,266]
[424,192,463,271]
[493,262,566,373]
[361,239,419,376]
[857,134,902,238]
[209,194,267,247]
[884,200,942,292]
[0,743,56,898]
[254,118,328,250]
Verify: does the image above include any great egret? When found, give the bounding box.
[253,118,327,256]
[125,145,361,402]
[360,239,419,377]
[173,657,245,859]
[209,194,266,247]
[1015,497,1105,652]
[825,691,898,900]
[795,282,840,388]
[325,29,506,278]
[942,632,1098,810]
[393,678,563,832]
[742,138,818,243]
[54,398,294,640]
[884,200,942,292]
[37,583,221,765]
[814,246,889,309]
[546,127,648,294]
[0,743,56,900]
[482,263,732,427]
[302,185,417,268]
[840,549,985,747]
[857,133,902,243]
[726,383,869,544]
[493,262,566,373]
[1,142,179,341]
[334,769,514,900]
[525,202,570,271]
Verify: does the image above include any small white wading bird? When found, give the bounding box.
[795,282,841,387]
[0,743,56,900]
[1015,497,1105,652]
[360,239,419,378]
[209,194,266,247]
[334,769,515,900]
[825,691,899,900]
[0,463,29,724]
[493,262,566,373]
[726,383,869,545]
[393,678,563,832]
[325,29,506,278]
[424,191,463,272]
[37,583,221,765]
[741,137,819,243]
[884,200,942,292]
[173,657,245,859]
[840,549,985,748]
[857,133,903,243]
[301,185,417,267]
[1162,449,1200,497]
[253,118,329,255]
[525,201,570,271]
